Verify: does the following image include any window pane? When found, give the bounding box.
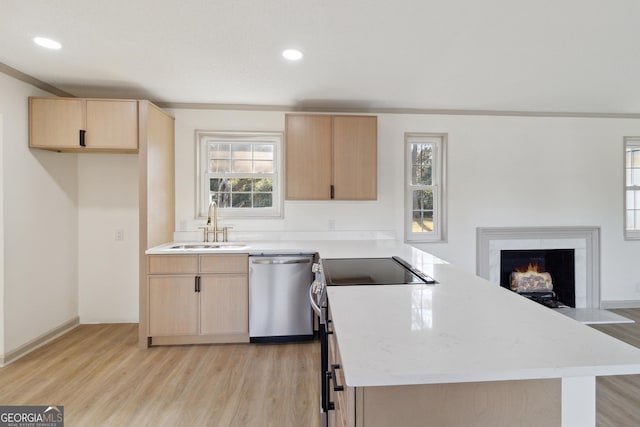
[411,143,433,185]
[232,193,251,208]
[231,144,252,159]
[632,148,640,168]
[413,189,433,210]
[253,193,273,208]
[412,210,434,232]
[209,159,230,173]
[636,211,640,231]
[254,144,274,160]
[232,178,252,192]
[254,160,274,173]
[254,178,273,192]
[412,189,434,233]
[209,143,230,159]
[633,169,640,186]
[232,160,252,173]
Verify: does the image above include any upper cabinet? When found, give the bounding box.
[285,114,377,200]
[29,97,139,153]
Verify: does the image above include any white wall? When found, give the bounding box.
[169,108,640,304]
[0,72,79,355]
[78,154,139,323]
[74,106,640,323]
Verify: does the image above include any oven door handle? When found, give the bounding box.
[252,258,311,265]
[309,281,322,316]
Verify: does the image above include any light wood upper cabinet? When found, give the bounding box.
[29,97,138,152]
[332,116,377,200]
[285,114,333,200]
[285,114,377,200]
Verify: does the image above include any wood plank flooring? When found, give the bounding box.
[0,324,319,427]
[592,309,640,427]
[1,310,639,426]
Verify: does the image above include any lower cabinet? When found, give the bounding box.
[199,274,248,336]
[146,253,249,345]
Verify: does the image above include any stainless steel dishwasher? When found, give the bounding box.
[249,254,315,343]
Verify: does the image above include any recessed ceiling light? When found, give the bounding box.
[282,49,303,61]
[33,37,62,50]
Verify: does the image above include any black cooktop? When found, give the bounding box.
[321,256,436,285]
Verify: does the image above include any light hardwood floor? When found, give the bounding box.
[0,325,319,427]
[1,310,640,427]
[592,308,640,427]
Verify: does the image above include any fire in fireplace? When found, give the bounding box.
[500,249,575,308]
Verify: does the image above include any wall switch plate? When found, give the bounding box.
[115,229,124,241]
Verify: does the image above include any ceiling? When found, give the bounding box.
[1,0,640,114]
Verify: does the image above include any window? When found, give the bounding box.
[625,136,640,239]
[405,133,447,242]
[196,131,283,218]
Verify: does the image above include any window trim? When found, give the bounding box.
[404,132,447,243]
[195,130,284,219]
[624,136,640,240]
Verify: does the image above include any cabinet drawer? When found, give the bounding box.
[200,254,248,274]
[148,255,198,274]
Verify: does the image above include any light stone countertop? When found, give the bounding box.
[147,239,640,389]
[327,263,640,387]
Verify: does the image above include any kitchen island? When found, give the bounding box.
[146,239,640,426]
[326,261,640,427]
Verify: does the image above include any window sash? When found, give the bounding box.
[625,137,640,239]
[405,134,446,242]
[196,131,282,218]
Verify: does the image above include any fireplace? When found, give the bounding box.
[500,249,575,308]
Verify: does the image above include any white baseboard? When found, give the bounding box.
[0,316,80,367]
[601,300,640,309]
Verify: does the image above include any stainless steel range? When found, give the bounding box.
[309,256,436,427]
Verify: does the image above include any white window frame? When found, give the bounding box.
[404,133,447,243]
[196,130,283,219]
[624,136,640,240]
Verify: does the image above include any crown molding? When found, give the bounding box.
[2,62,639,119]
[0,62,74,97]
[156,102,640,119]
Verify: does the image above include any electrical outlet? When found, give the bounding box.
[328,219,336,231]
[115,229,124,241]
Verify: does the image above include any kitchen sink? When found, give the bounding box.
[168,243,249,250]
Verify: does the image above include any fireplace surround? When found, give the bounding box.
[476,226,600,309]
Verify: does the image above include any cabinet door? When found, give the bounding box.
[285,114,333,200]
[199,274,248,335]
[29,97,84,149]
[85,99,138,150]
[148,276,198,336]
[332,116,377,200]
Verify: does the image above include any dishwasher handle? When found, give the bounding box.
[251,258,312,265]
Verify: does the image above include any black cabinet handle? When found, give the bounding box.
[330,185,335,199]
[325,371,335,411]
[79,129,86,147]
[195,276,201,292]
[331,364,344,392]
